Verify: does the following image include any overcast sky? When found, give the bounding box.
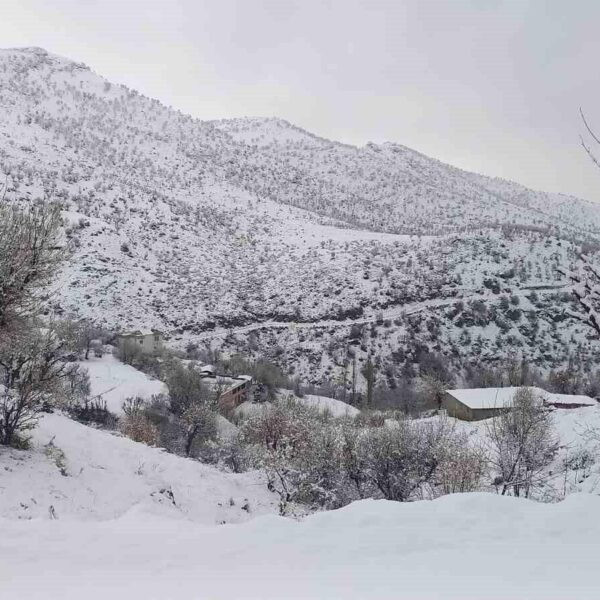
[3,0,600,201]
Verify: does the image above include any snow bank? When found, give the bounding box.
[234,400,272,418]
[80,354,167,414]
[0,413,276,523]
[235,394,359,419]
[2,492,600,599]
[295,393,360,417]
[215,414,238,439]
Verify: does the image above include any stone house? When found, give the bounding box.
[116,329,164,355]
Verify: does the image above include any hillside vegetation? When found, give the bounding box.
[1,47,600,390]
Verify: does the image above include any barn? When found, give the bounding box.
[443,387,597,421]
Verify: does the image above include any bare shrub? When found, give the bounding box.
[486,388,558,498]
[435,434,488,495]
[357,417,455,502]
[166,365,218,456]
[0,203,64,326]
[241,398,346,513]
[120,399,160,446]
[0,324,75,445]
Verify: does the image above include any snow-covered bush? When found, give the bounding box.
[486,388,558,498]
[240,398,350,513]
[356,417,457,502]
[164,365,219,456]
[435,433,488,495]
[0,325,76,445]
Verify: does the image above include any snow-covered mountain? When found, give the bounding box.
[1,46,599,383]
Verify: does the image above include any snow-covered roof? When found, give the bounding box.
[446,387,520,410]
[446,387,597,410]
[545,392,597,407]
[119,329,162,338]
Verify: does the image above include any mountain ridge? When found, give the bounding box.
[1,45,599,385]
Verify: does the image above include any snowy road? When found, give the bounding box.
[180,283,571,342]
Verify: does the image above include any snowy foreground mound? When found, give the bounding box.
[0,413,276,523]
[2,492,599,599]
[2,398,600,598]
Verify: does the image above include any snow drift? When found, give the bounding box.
[1,493,599,599]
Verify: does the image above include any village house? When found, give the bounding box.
[218,375,253,412]
[443,386,597,421]
[198,364,216,378]
[116,329,164,355]
[193,363,254,412]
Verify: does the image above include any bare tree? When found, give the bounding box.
[166,365,218,456]
[0,324,75,446]
[559,110,600,336]
[558,252,600,337]
[486,388,558,498]
[0,202,68,446]
[75,320,106,360]
[580,107,600,170]
[0,203,64,327]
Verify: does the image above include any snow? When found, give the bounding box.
[233,394,360,419]
[2,359,600,597]
[234,400,271,418]
[446,386,597,410]
[446,386,522,409]
[2,46,599,390]
[0,412,276,523]
[215,414,239,439]
[2,492,600,599]
[294,393,361,417]
[546,392,597,406]
[78,354,167,414]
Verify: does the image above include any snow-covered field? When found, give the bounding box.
[0,413,276,523]
[2,492,599,599]
[81,354,167,414]
[293,393,361,417]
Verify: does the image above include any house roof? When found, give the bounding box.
[119,329,163,337]
[446,387,596,410]
[446,387,521,410]
[545,392,597,406]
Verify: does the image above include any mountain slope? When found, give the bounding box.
[1,46,599,384]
